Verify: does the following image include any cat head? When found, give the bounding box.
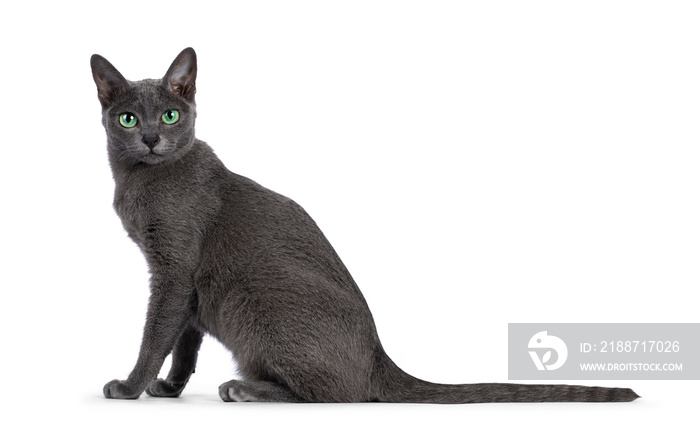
[91,48,198,166]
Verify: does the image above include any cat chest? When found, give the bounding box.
[113,192,178,251]
[113,195,150,247]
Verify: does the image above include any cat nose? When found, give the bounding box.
[142,134,160,150]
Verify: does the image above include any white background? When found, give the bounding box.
[1,0,698,436]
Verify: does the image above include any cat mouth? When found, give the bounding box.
[142,146,168,157]
[140,151,163,160]
[136,150,168,164]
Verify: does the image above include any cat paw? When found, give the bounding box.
[146,379,185,398]
[218,379,300,402]
[103,379,141,399]
[219,380,249,402]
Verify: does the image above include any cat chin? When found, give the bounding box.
[112,144,191,166]
[113,150,174,166]
[136,152,178,166]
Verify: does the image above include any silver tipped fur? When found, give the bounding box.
[93,48,638,404]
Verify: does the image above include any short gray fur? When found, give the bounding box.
[91,48,638,403]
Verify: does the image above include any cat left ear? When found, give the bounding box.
[164,47,197,101]
[91,54,129,107]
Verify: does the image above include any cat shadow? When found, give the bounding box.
[89,393,221,404]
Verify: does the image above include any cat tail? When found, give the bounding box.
[374,356,639,403]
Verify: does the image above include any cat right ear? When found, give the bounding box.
[90,54,129,107]
[164,47,197,101]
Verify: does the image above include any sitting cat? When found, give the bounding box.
[91,48,637,403]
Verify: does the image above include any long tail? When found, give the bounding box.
[376,356,639,403]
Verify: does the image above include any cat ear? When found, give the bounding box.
[164,47,197,101]
[90,54,129,107]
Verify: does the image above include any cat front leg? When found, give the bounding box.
[146,324,203,397]
[104,271,196,399]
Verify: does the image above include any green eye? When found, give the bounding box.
[162,110,180,125]
[119,112,137,128]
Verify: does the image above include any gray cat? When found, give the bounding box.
[91,48,638,403]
